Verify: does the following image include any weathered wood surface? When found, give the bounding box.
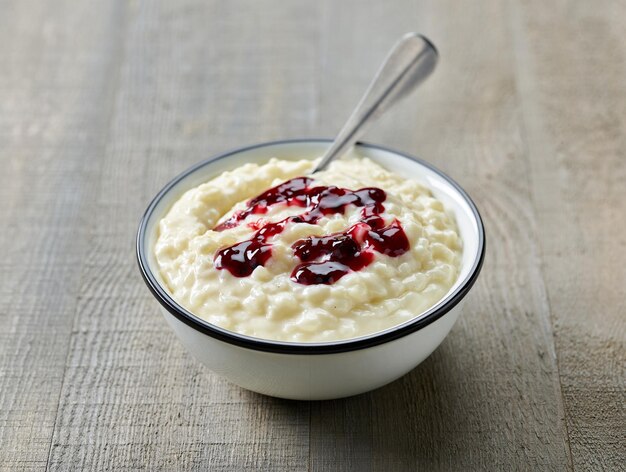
[0,0,623,470]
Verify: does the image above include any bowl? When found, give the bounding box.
[136,139,485,400]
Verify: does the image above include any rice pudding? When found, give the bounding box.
[154,156,462,342]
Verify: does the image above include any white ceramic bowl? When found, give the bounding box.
[137,139,485,400]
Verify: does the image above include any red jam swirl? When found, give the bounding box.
[213,177,409,284]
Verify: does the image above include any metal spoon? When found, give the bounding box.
[313,33,438,173]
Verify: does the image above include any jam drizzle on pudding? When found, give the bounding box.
[213,177,409,284]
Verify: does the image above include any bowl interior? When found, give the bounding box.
[139,139,483,348]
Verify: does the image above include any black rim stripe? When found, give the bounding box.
[136,139,486,354]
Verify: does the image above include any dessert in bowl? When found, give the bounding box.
[137,139,485,400]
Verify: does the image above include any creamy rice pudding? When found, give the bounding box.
[154,156,462,342]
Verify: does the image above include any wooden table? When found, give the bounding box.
[1,1,624,470]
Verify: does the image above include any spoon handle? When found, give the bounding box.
[313,33,438,173]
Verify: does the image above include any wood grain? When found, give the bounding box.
[0,1,128,470]
[510,1,626,469]
[0,0,623,470]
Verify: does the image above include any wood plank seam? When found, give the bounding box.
[506,2,576,469]
[43,2,132,470]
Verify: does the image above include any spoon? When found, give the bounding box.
[313,33,438,173]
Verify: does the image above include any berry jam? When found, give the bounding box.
[213,177,409,284]
[214,177,312,231]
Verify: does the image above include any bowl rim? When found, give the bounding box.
[136,138,485,355]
